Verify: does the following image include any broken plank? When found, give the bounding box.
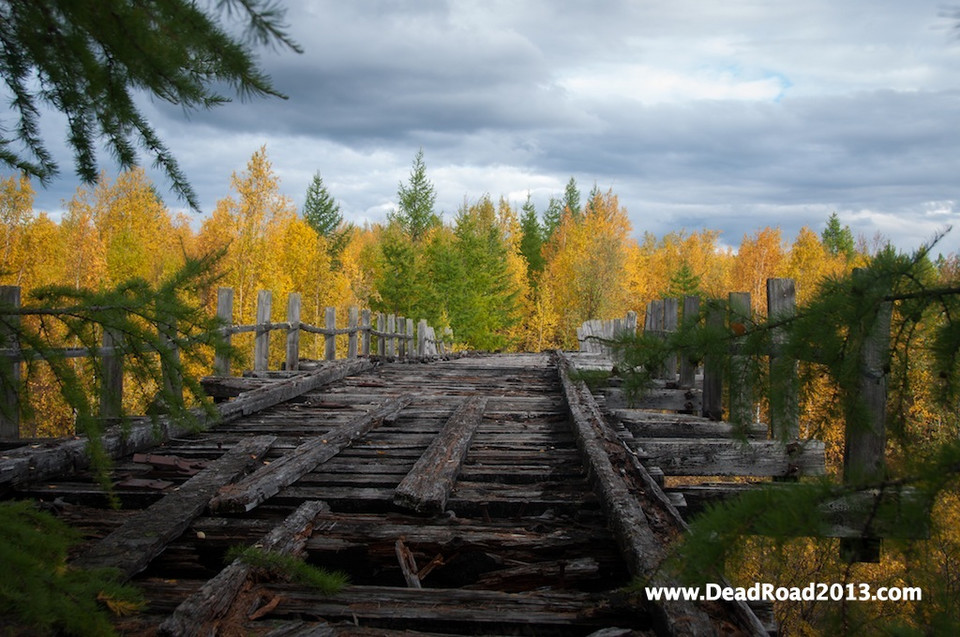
[210,394,413,513]
[393,396,488,513]
[73,435,276,580]
[632,438,826,477]
[157,500,328,637]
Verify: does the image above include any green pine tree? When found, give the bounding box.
[0,0,301,210]
[302,172,351,265]
[519,194,545,284]
[821,212,856,260]
[542,196,564,240]
[390,149,439,242]
[664,261,702,298]
[563,176,581,220]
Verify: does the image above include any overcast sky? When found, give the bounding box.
[24,0,960,256]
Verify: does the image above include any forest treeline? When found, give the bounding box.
[4,145,930,357]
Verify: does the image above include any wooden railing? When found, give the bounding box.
[0,285,452,440]
[579,276,896,559]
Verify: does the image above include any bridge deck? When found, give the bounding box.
[3,352,779,636]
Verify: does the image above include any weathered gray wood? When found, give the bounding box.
[211,393,413,513]
[662,297,678,380]
[361,309,371,356]
[75,435,275,580]
[767,278,798,440]
[324,306,336,361]
[100,328,123,421]
[405,318,414,359]
[633,438,826,477]
[417,319,427,356]
[841,271,893,562]
[347,307,358,358]
[214,287,235,376]
[394,396,488,513]
[702,303,724,420]
[377,312,386,355]
[0,286,19,439]
[615,410,767,439]
[254,290,272,372]
[158,500,328,637]
[395,538,422,588]
[286,293,301,371]
[556,353,718,637]
[679,295,700,388]
[386,313,396,357]
[728,291,753,427]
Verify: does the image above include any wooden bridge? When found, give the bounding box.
[0,280,864,635]
[0,345,825,635]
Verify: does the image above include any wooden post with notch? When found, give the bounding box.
[361,309,371,356]
[100,328,123,422]
[324,306,336,361]
[728,292,753,428]
[662,297,679,381]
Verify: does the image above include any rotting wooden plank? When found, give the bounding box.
[210,394,413,513]
[0,359,374,489]
[633,438,826,477]
[614,410,768,439]
[393,396,488,513]
[157,500,328,637]
[557,352,744,637]
[73,435,275,580]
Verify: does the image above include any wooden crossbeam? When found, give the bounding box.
[158,500,328,637]
[631,438,826,477]
[74,435,275,580]
[210,394,413,513]
[393,396,488,514]
[614,409,768,439]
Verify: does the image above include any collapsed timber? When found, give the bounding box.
[0,352,772,636]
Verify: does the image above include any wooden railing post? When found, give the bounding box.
[387,314,396,357]
[702,303,724,420]
[1,286,21,439]
[406,319,414,359]
[361,309,371,356]
[662,297,679,381]
[841,269,892,562]
[767,279,798,440]
[417,319,427,357]
[214,288,234,376]
[348,307,359,359]
[100,328,123,421]
[324,307,336,361]
[397,316,406,357]
[679,295,700,389]
[254,290,272,372]
[377,313,386,356]
[285,293,301,371]
[728,292,753,427]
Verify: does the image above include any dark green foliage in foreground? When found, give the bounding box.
[0,252,235,501]
[0,0,301,209]
[0,501,144,635]
[226,546,349,595]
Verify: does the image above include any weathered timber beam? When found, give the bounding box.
[602,387,702,413]
[632,438,826,477]
[614,410,768,439]
[210,394,413,513]
[555,352,719,637]
[158,500,328,637]
[74,435,276,580]
[393,396,488,513]
[0,358,374,488]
